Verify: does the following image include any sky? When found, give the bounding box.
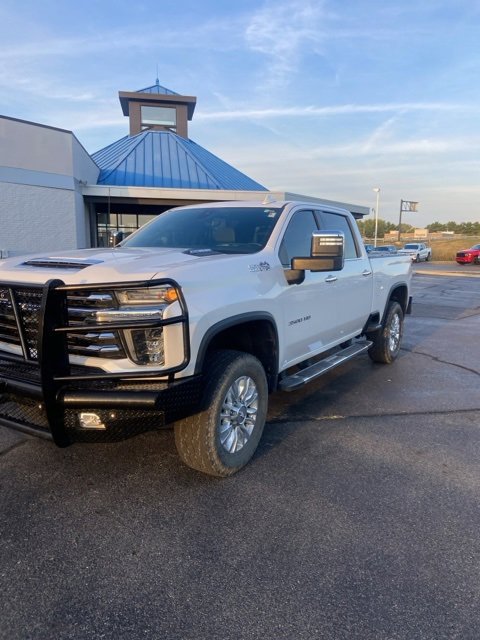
[1,0,480,227]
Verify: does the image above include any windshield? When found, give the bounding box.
[404,244,419,249]
[121,206,283,254]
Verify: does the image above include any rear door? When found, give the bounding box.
[277,208,372,369]
[317,210,373,338]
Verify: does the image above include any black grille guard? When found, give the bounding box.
[0,278,191,445]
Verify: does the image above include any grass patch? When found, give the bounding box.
[372,236,480,261]
[427,236,480,261]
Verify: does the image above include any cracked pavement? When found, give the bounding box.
[1,269,480,640]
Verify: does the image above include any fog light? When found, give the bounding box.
[79,413,106,430]
[129,328,165,365]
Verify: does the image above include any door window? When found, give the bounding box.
[320,212,360,259]
[279,211,318,267]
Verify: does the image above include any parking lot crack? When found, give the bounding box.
[410,349,480,377]
[457,309,480,320]
[268,407,480,425]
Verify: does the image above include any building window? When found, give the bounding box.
[141,105,176,130]
[94,207,168,247]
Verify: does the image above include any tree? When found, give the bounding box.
[426,221,446,232]
[357,218,396,238]
[446,221,459,232]
[361,218,480,238]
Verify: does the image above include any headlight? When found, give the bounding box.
[95,285,179,366]
[116,286,178,305]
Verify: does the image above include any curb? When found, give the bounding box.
[414,269,480,278]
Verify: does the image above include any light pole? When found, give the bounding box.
[372,187,380,247]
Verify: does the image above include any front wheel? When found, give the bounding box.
[174,350,268,477]
[368,301,404,364]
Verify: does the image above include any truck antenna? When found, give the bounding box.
[262,194,276,205]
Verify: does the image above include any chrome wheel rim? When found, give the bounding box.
[389,313,401,353]
[219,376,258,453]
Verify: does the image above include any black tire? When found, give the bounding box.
[174,350,268,477]
[426,253,431,261]
[415,254,420,263]
[368,301,404,364]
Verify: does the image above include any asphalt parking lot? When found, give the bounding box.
[1,264,479,640]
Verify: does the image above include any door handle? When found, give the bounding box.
[325,275,337,283]
[362,269,372,276]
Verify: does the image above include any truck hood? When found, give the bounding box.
[0,246,250,285]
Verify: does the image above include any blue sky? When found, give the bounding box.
[1,0,480,226]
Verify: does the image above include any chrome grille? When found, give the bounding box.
[65,291,125,358]
[0,285,126,361]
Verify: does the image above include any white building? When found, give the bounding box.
[0,81,369,257]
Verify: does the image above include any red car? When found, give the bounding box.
[456,244,480,264]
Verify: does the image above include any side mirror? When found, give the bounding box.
[291,231,345,272]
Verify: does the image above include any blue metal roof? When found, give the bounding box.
[92,131,267,191]
[136,79,179,96]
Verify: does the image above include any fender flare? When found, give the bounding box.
[194,312,279,377]
[381,282,410,322]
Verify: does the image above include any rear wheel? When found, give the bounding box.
[368,301,404,364]
[174,350,268,477]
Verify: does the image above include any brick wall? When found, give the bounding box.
[0,182,78,257]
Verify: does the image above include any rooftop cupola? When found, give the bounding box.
[118,79,197,138]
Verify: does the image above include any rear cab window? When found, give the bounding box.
[318,211,361,259]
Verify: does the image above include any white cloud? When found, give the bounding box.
[244,0,328,88]
[213,137,480,178]
[362,115,403,153]
[195,102,469,121]
[0,15,246,62]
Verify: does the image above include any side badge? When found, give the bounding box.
[249,261,271,273]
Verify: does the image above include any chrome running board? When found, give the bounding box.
[279,341,373,392]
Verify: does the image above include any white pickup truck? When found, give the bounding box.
[402,243,432,262]
[0,200,412,476]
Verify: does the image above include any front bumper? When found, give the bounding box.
[0,277,198,445]
[0,363,202,444]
